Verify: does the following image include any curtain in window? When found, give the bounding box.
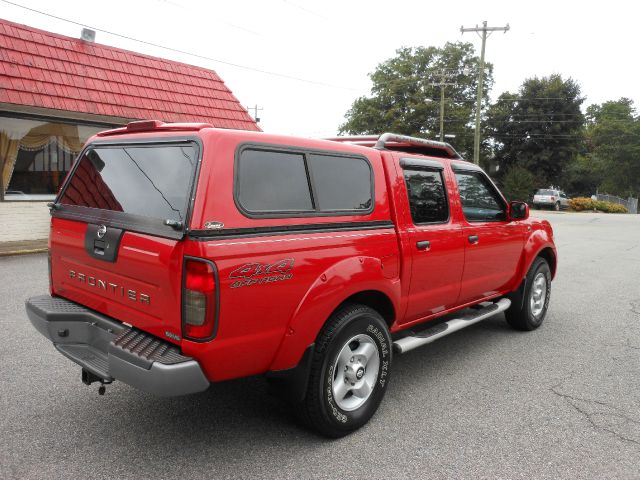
[0,132,20,195]
[20,123,84,153]
[0,116,105,200]
[1,121,86,196]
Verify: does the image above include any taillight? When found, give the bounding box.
[182,258,218,341]
[550,196,556,201]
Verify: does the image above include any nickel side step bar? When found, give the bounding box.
[393,298,511,354]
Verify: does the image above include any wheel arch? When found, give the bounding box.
[521,222,557,281]
[536,246,557,278]
[266,289,395,406]
[509,243,557,310]
[335,290,395,328]
[268,256,401,372]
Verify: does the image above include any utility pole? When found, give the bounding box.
[432,71,456,142]
[246,104,263,123]
[461,21,509,164]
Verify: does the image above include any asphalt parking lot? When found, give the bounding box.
[1,211,639,480]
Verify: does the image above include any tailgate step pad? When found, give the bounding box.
[110,329,192,369]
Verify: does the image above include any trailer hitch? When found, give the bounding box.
[81,368,112,395]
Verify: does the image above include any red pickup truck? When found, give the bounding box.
[26,122,556,437]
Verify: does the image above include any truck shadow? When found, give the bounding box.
[45,314,524,465]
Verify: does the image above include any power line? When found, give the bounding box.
[4,0,630,124]
[441,119,585,124]
[390,95,587,104]
[281,0,330,21]
[507,113,629,118]
[151,0,263,36]
[0,0,358,91]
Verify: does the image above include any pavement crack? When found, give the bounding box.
[550,381,640,446]
[603,341,640,351]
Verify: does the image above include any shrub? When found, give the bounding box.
[568,197,592,211]
[568,197,628,213]
[602,203,628,213]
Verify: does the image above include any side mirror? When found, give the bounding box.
[509,201,529,220]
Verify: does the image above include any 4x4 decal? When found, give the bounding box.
[229,258,294,288]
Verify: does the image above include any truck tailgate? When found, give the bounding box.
[50,217,184,343]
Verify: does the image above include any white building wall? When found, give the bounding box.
[0,202,50,241]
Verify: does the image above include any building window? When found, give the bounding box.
[0,116,106,201]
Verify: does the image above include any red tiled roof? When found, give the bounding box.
[0,18,260,131]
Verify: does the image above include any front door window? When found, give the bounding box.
[455,171,506,222]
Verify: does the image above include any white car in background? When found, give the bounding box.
[532,189,570,211]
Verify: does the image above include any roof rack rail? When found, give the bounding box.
[326,132,462,159]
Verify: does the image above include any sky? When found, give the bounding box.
[2,0,639,137]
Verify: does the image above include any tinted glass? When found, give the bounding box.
[403,169,448,223]
[455,172,506,221]
[59,144,196,222]
[238,149,313,212]
[536,189,556,195]
[308,154,372,211]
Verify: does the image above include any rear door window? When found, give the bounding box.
[403,168,448,224]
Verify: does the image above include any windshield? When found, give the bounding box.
[59,144,197,223]
[536,189,556,195]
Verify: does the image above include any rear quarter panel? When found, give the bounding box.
[182,229,399,380]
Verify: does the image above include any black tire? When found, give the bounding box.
[294,304,392,438]
[554,201,561,211]
[506,257,551,331]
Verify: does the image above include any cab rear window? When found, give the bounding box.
[59,144,197,223]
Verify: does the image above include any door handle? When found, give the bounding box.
[416,240,431,250]
[468,235,479,244]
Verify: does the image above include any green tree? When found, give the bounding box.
[339,42,493,159]
[487,75,585,186]
[562,154,600,197]
[502,166,535,202]
[585,98,640,197]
